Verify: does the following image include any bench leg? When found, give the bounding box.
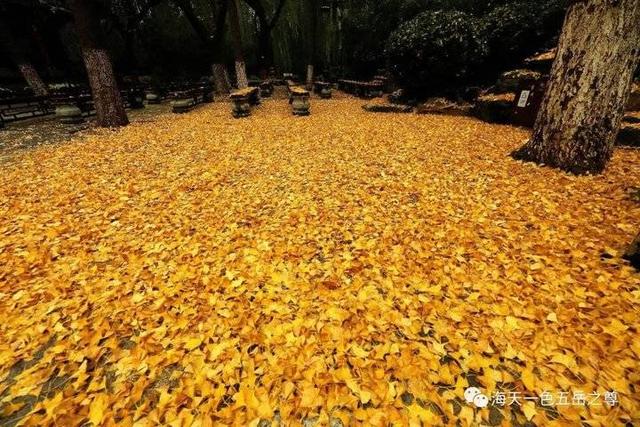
[291,95,310,116]
[231,97,252,118]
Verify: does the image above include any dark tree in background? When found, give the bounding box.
[243,0,287,75]
[173,0,231,93]
[305,0,319,89]
[0,0,574,97]
[69,0,128,127]
[0,13,49,96]
[228,0,248,88]
[512,0,640,174]
[108,0,164,73]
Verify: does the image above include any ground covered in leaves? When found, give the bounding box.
[1,97,639,426]
[0,104,170,164]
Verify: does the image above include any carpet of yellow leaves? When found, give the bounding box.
[1,98,639,426]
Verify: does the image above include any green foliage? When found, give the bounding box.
[385,10,488,96]
[1,0,568,89]
[340,0,408,77]
[481,0,566,76]
[136,2,212,80]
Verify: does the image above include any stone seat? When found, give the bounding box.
[313,81,332,99]
[337,79,384,98]
[229,86,261,118]
[288,86,310,116]
[170,85,212,113]
[51,93,93,124]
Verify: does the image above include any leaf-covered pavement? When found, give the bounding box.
[1,98,639,426]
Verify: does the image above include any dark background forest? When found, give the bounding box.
[0,0,569,97]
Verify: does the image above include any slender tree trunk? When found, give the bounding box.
[212,63,232,93]
[306,65,314,90]
[257,28,274,74]
[228,0,248,88]
[305,0,318,90]
[512,0,640,175]
[70,0,128,128]
[17,62,49,97]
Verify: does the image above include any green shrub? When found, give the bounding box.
[385,10,488,96]
[481,0,566,76]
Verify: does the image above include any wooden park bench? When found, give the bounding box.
[313,81,332,99]
[287,84,310,116]
[0,95,54,123]
[229,86,261,118]
[338,79,384,98]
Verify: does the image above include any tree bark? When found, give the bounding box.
[212,63,232,93]
[70,0,128,128]
[211,0,231,93]
[512,0,640,175]
[228,0,248,88]
[17,62,49,97]
[306,65,314,90]
[82,48,130,127]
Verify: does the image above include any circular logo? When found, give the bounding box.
[473,393,489,408]
[464,387,481,403]
[465,387,489,408]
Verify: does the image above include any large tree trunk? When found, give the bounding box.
[70,0,128,128]
[228,0,248,89]
[512,0,640,175]
[82,49,129,127]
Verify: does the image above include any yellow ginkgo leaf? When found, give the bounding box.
[89,393,108,426]
[184,337,203,351]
